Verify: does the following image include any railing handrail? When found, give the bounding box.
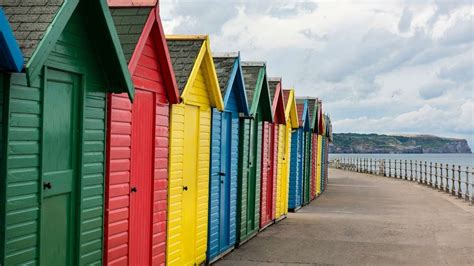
[330,157,474,205]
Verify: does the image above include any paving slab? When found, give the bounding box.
[216,168,474,265]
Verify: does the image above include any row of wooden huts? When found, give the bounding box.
[0,1,333,265]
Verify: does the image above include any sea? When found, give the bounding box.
[329,153,474,168]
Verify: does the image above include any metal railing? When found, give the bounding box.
[330,157,474,204]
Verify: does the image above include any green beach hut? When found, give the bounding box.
[237,62,273,245]
[0,0,133,264]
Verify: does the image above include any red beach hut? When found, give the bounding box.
[260,77,286,229]
[105,1,180,265]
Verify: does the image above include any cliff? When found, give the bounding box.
[329,133,472,154]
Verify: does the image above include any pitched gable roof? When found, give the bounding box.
[110,7,152,63]
[3,0,135,100]
[166,35,223,110]
[2,0,64,63]
[166,38,203,94]
[241,63,260,109]
[296,98,310,129]
[283,89,299,128]
[213,52,249,114]
[268,77,286,124]
[241,61,273,121]
[213,53,236,97]
[0,8,24,72]
[306,97,317,130]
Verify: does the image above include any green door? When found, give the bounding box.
[41,69,80,265]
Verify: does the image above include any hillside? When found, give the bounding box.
[329,133,472,154]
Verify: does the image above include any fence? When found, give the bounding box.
[330,157,474,204]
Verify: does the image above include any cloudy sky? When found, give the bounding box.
[160,0,473,148]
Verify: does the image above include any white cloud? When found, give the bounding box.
[160,0,474,148]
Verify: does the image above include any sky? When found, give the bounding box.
[159,0,474,148]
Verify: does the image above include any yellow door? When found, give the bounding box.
[183,104,199,264]
[317,136,323,194]
[276,124,286,218]
[168,103,207,266]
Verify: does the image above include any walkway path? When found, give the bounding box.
[217,168,474,265]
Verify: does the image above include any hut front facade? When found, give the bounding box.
[105,2,180,265]
[165,35,224,265]
[303,98,317,204]
[208,53,249,262]
[238,62,273,245]
[316,100,324,195]
[280,89,299,219]
[289,98,309,211]
[266,77,286,224]
[0,0,134,264]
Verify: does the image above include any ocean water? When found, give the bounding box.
[329,153,474,168]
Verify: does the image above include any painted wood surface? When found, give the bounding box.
[1,3,128,263]
[105,6,177,265]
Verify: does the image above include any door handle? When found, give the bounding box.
[43,182,52,190]
[218,172,225,176]
[131,187,137,193]
[183,186,188,191]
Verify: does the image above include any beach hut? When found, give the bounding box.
[237,62,273,244]
[316,100,324,195]
[0,1,133,264]
[265,77,286,224]
[0,9,23,72]
[289,99,309,211]
[280,89,299,219]
[165,35,224,265]
[104,2,180,265]
[311,100,322,198]
[207,53,249,262]
[304,98,317,204]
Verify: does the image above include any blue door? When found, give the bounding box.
[289,129,302,210]
[208,110,236,262]
[219,111,232,251]
[297,129,304,207]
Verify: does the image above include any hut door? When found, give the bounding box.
[182,105,199,263]
[264,123,273,223]
[219,112,232,250]
[129,90,154,265]
[41,69,80,266]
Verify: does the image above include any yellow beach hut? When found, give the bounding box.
[166,35,224,265]
[280,89,299,220]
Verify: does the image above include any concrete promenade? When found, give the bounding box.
[216,168,474,265]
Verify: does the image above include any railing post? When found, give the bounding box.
[453,165,458,196]
[400,160,403,179]
[438,164,443,191]
[414,160,417,182]
[466,167,472,204]
[457,165,462,198]
[404,160,407,180]
[410,160,413,181]
[418,160,422,183]
[388,159,391,177]
[429,162,433,187]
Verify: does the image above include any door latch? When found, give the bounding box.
[43,182,52,190]
[183,186,188,191]
[131,187,137,193]
[218,172,225,176]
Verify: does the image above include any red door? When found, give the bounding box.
[129,90,154,264]
[311,134,317,199]
[260,122,272,228]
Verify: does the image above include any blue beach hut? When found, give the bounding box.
[208,52,249,263]
[288,98,310,211]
